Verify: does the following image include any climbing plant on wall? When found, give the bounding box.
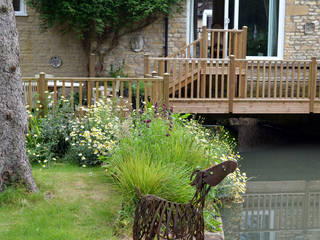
[27,0,184,75]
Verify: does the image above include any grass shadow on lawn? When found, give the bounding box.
[0,164,121,240]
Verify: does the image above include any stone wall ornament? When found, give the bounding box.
[305,23,315,34]
[130,35,144,52]
[50,56,62,68]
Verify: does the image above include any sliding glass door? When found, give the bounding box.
[238,0,280,57]
[189,0,284,57]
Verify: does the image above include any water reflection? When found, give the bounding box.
[228,145,320,240]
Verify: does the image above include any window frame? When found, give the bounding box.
[187,0,286,60]
[243,0,286,60]
[14,0,27,16]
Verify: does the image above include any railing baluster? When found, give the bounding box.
[228,32,232,57]
[79,81,83,117]
[209,60,213,98]
[179,60,182,98]
[185,59,189,98]
[191,60,195,99]
[215,60,218,98]
[280,62,284,98]
[268,61,272,98]
[262,61,266,98]
[286,61,290,98]
[128,81,132,106]
[250,61,254,98]
[112,81,116,98]
[303,62,307,98]
[136,80,140,110]
[217,32,221,59]
[96,81,99,102]
[244,60,248,98]
[197,60,200,98]
[223,32,226,59]
[62,80,65,100]
[28,79,32,109]
[221,60,225,98]
[274,61,278,98]
[71,79,74,109]
[297,62,301,99]
[211,32,215,58]
[104,81,107,99]
[239,61,243,98]
[256,61,260,98]
[144,80,148,105]
[291,61,295,98]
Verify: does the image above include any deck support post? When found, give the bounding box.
[38,72,47,116]
[310,57,317,113]
[144,54,150,77]
[241,26,248,58]
[200,26,208,98]
[229,56,236,113]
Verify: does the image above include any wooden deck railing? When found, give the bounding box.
[145,55,320,114]
[169,26,248,59]
[22,73,169,113]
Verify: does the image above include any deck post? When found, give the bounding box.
[229,56,236,113]
[88,53,95,107]
[242,26,248,58]
[310,57,317,113]
[163,73,170,107]
[200,26,208,98]
[144,54,150,77]
[38,72,47,116]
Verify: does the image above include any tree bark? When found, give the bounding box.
[0,0,38,192]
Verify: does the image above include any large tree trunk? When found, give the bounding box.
[0,0,38,192]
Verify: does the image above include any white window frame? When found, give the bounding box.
[186,0,194,44]
[245,0,286,60]
[187,0,286,60]
[14,0,27,16]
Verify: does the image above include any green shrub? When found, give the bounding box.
[26,96,74,167]
[67,99,123,166]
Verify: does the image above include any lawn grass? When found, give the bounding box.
[0,164,121,240]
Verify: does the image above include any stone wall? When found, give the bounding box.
[16,8,88,77]
[284,0,320,60]
[102,1,187,77]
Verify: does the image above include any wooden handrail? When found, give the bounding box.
[22,73,165,112]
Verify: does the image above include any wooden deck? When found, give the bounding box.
[23,27,320,115]
[146,55,320,114]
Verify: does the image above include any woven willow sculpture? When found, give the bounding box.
[133,160,238,240]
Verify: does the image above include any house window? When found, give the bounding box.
[13,0,27,16]
[187,0,285,58]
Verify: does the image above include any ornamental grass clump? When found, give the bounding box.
[106,105,246,218]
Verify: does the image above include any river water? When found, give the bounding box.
[224,142,320,240]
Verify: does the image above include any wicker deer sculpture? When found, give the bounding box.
[133,160,238,240]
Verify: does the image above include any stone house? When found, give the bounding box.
[14,0,320,78]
